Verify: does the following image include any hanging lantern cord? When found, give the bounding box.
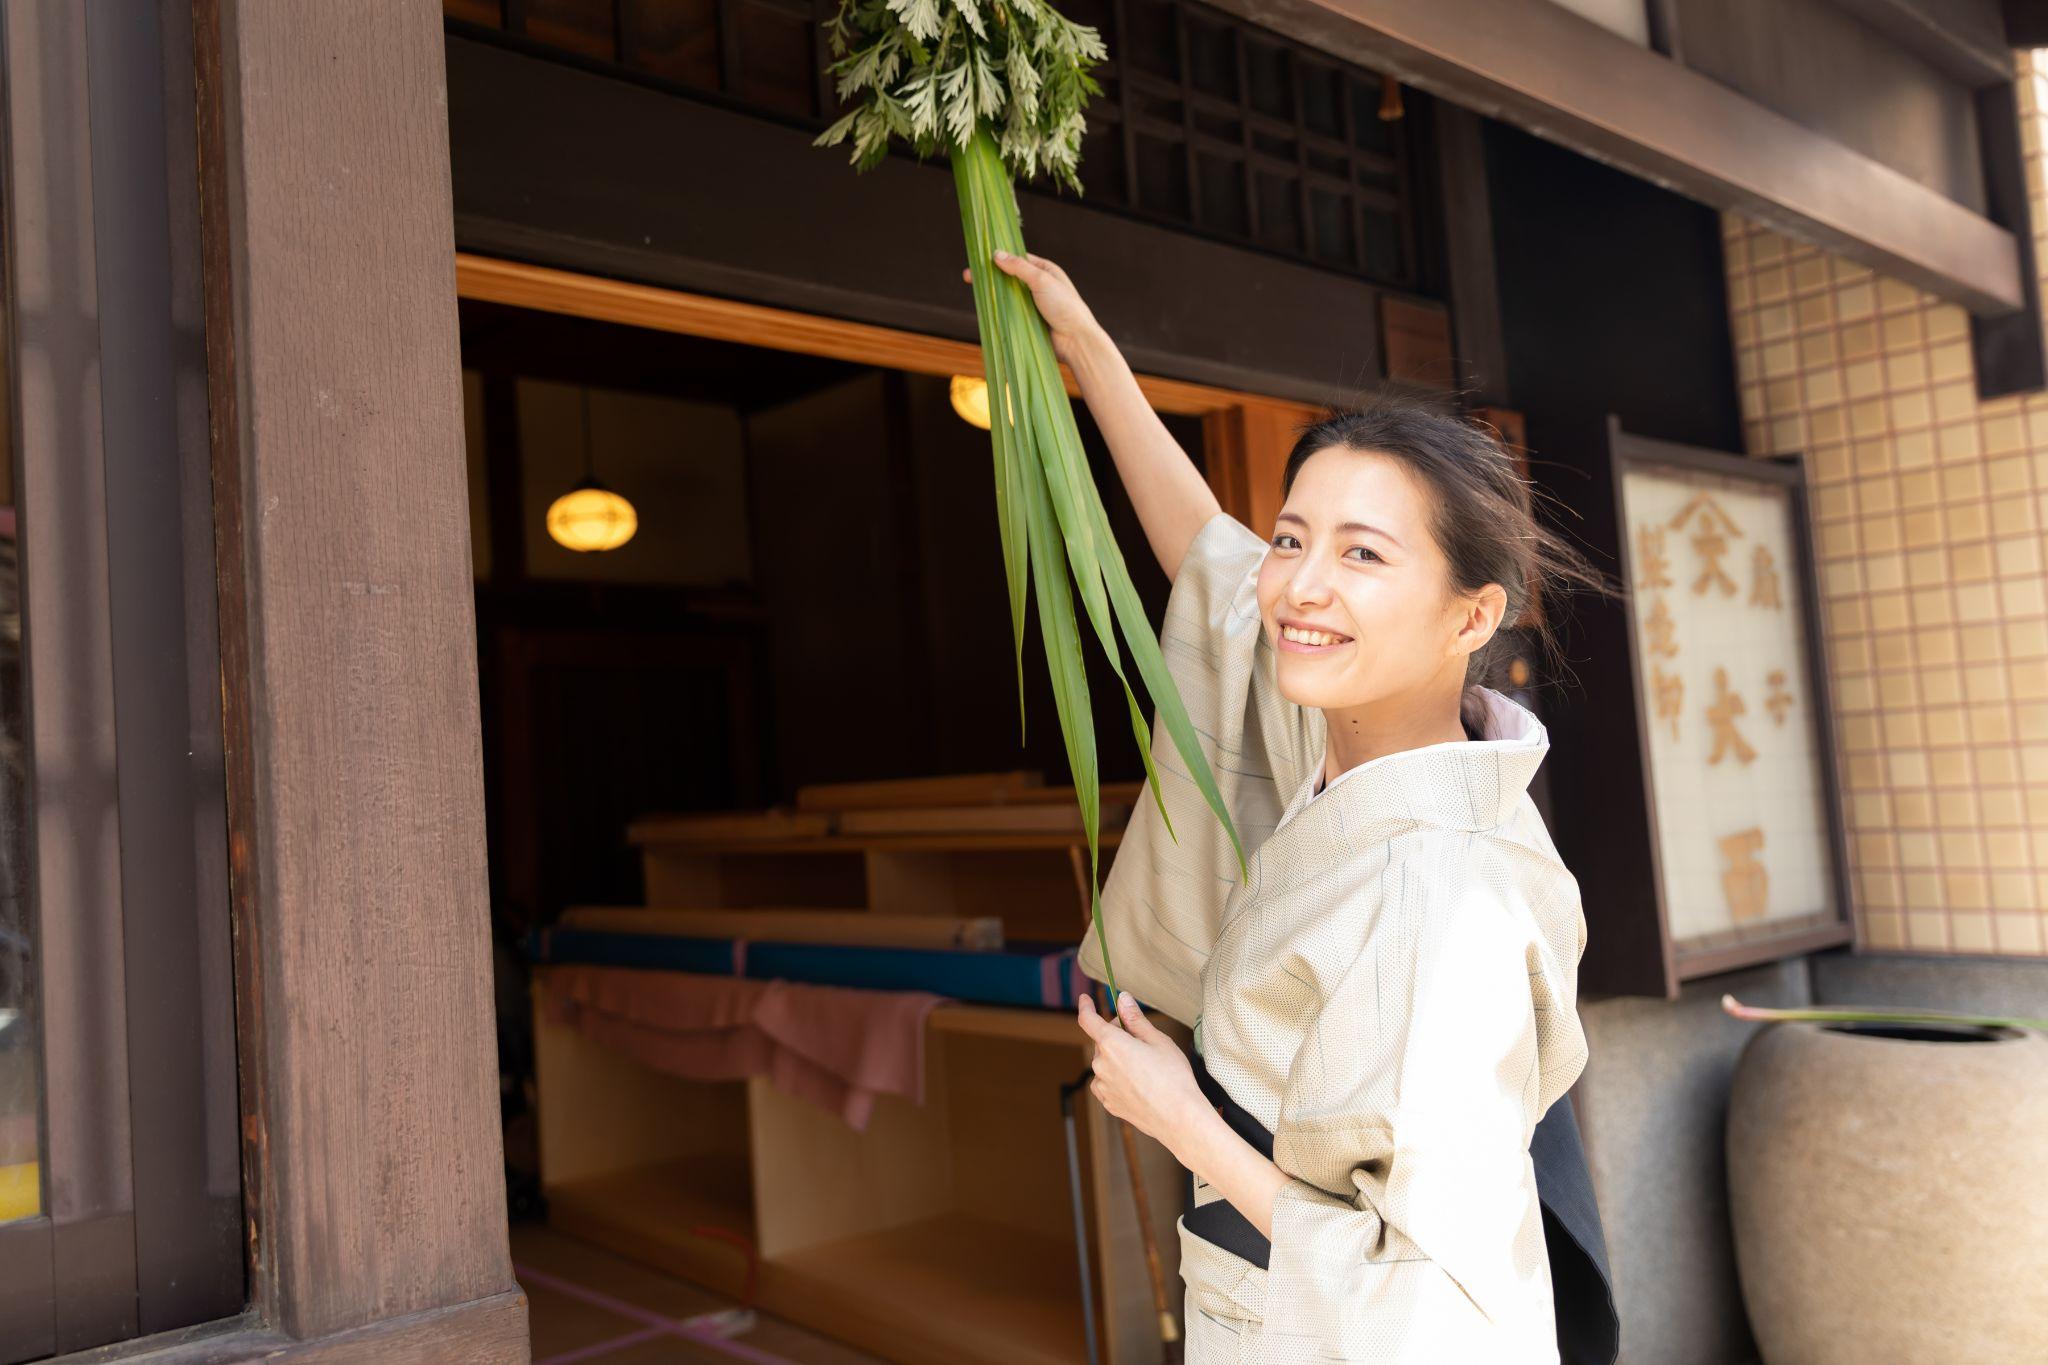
[580,386,597,482]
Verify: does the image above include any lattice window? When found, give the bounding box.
[446,0,1425,287]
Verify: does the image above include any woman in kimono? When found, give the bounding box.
[964,250,1621,1362]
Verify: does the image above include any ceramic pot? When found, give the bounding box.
[1726,1019,2048,1365]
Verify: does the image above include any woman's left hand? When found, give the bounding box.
[1076,992,1208,1157]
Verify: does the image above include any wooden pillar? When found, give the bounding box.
[192,0,524,1353]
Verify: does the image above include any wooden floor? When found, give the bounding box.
[514,1221,892,1364]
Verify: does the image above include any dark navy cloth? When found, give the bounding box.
[1183,1051,1619,1365]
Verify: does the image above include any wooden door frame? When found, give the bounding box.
[454,254,1323,536]
[180,0,526,1360]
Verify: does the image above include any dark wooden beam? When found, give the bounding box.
[444,37,1393,410]
[1192,0,2026,315]
[1429,101,1510,407]
[191,0,521,1345]
[1829,0,2011,85]
[1969,79,2047,397]
[2004,0,2048,46]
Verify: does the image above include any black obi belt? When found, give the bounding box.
[1184,1051,1620,1365]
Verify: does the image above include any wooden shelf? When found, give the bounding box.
[761,1212,1088,1365]
[545,1155,756,1300]
[930,1001,1119,1048]
[629,826,1127,855]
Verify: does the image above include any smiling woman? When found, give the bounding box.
[1035,329,1626,1359]
[1260,399,1614,766]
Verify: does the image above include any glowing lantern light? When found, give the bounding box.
[547,478,638,553]
[545,385,639,553]
[951,373,991,429]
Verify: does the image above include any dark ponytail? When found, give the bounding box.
[1277,386,1622,735]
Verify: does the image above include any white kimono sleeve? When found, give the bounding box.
[1263,841,1558,1361]
[1078,509,1320,1025]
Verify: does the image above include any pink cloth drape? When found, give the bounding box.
[541,966,946,1131]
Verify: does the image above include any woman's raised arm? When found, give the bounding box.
[963,250,1223,582]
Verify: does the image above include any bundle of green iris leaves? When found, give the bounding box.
[815,0,1248,1006]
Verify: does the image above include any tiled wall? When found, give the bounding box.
[1720,53,2048,957]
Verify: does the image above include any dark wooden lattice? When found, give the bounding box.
[446,0,1421,286]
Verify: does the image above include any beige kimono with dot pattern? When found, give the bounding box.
[1077,510,1589,1364]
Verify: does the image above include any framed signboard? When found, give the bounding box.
[1608,417,1855,980]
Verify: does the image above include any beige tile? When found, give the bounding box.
[1899,509,1942,548]
[1862,552,1905,592]
[1836,672,1878,710]
[1901,870,1943,906]
[1897,469,1939,508]
[1959,623,2002,663]
[1914,623,1957,663]
[1879,668,1924,707]
[1982,786,2026,826]
[1993,871,2035,912]
[1884,350,1928,388]
[1931,749,1975,788]
[1964,661,2008,702]
[1956,583,1999,624]
[2020,700,2048,742]
[1922,706,1967,746]
[1987,454,2033,496]
[1991,495,2039,537]
[1945,372,1990,418]
[1952,542,1995,582]
[1925,305,1970,344]
[1950,912,1997,952]
[1841,714,1881,751]
[1943,866,1989,906]
[1968,703,2013,745]
[1881,312,1924,352]
[1984,411,2028,454]
[1836,282,1876,320]
[1992,912,2045,954]
[1996,536,2043,577]
[1934,788,1978,827]
[1792,257,1831,294]
[1936,421,1981,462]
[1928,340,1974,384]
[1987,829,2030,869]
[1944,504,1989,542]
[1799,335,1840,373]
[1856,831,1897,867]
[1909,590,1953,628]
[1980,745,2021,785]
[1892,427,1935,468]
[1906,910,1951,948]
[1941,462,1987,501]
[1917,666,1961,705]
[1876,278,1922,312]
